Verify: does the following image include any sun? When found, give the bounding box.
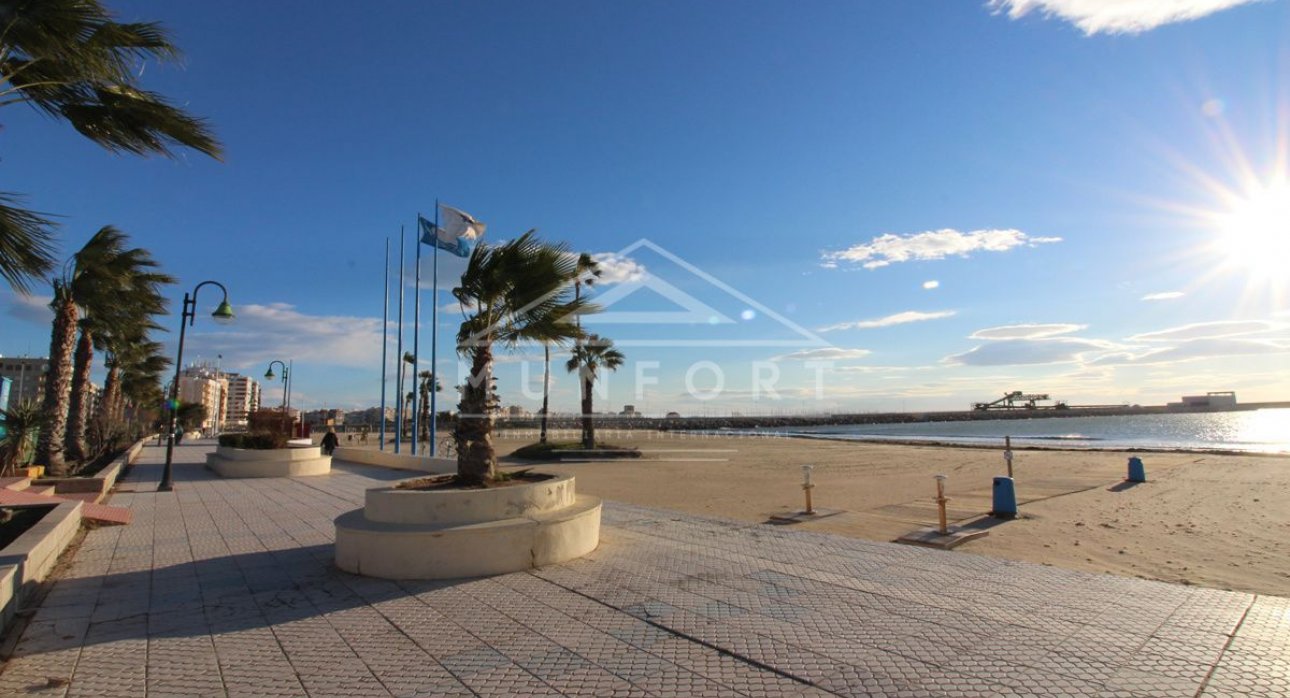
[1212,178,1290,279]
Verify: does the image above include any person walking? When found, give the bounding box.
[321,428,339,456]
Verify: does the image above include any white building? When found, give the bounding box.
[176,363,229,434]
[1168,391,1237,409]
[223,374,261,429]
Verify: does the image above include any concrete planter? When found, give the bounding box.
[335,473,601,580]
[0,501,83,635]
[33,437,146,503]
[206,444,331,478]
[333,447,455,475]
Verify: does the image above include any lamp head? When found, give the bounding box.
[264,368,275,380]
[211,300,235,324]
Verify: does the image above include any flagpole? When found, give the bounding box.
[430,200,440,457]
[395,227,406,454]
[412,213,422,456]
[379,237,389,451]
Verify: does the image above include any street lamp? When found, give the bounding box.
[264,360,290,413]
[159,280,234,492]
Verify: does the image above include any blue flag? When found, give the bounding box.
[419,205,485,257]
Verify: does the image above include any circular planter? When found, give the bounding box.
[206,444,332,478]
[334,473,601,580]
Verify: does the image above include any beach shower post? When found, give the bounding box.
[934,474,949,534]
[802,464,816,515]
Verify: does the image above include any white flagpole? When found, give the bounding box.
[412,214,422,455]
[430,200,440,457]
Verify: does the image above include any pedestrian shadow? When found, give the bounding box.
[1106,480,1144,492]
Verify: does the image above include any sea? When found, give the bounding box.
[763,408,1290,454]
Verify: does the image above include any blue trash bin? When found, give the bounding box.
[992,476,1017,519]
[1127,456,1146,483]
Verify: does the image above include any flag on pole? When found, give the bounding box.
[419,204,485,257]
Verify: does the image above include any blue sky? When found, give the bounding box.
[2,0,1288,415]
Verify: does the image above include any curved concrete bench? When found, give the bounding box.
[206,445,332,478]
[334,473,601,579]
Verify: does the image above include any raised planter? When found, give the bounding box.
[1,501,83,635]
[33,437,146,503]
[334,473,601,580]
[333,446,455,474]
[206,444,331,478]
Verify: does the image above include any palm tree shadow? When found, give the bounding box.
[13,543,480,657]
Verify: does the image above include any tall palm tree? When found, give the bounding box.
[566,334,625,450]
[36,226,168,473]
[65,242,171,461]
[417,370,441,444]
[454,231,590,484]
[0,0,220,292]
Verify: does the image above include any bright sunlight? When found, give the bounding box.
[1213,178,1290,278]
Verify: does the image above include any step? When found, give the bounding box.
[0,476,32,491]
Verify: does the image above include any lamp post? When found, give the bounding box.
[265,360,291,436]
[159,281,234,492]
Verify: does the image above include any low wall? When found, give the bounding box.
[33,437,146,502]
[0,501,83,635]
[334,447,455,474]
[206,445,331,478]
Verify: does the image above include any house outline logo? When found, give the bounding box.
[462,238,832,350]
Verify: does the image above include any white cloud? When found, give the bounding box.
[1089,337,1290,365]
[1128,320,1277,342]
[822,228,1060,270]
[970,323,1086,340]
[589,252,646,284]
[1141,291,1185,301]
[987,0,1265,35]
[4,292,52,325]
[772,347,871,362]
[944,337,1118,366]
[189,303,384,370]
[819,310,956,332]
[922,280,940,289]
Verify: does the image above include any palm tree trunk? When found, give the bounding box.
[37,294,77,475]
[540,344,550,444]
[100,362,121,424]
[582,376,594,449]
[64,328,93,462]
[456,345,495,485]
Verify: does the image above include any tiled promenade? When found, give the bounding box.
[0,443,1286,697]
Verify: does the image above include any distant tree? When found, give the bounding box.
[176,402,207,433]
[0,0,221,292]
[565,334,625,449]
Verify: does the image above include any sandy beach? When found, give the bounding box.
[478,431,1290,597]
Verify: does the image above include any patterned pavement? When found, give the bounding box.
[0,441,1286,697]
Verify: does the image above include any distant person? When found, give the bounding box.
[321,428,339,455]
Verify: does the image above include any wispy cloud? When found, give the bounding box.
[822,228,1060,270]
[987,0,1264,35]
[1141,291,1185,301]
[188,303,383,370]
[944,336,1118,366]
[819,310,956,332]
[1089,337,1290,365]
[4,292,52,326]
[970,323,1085,340]
[922,280,940,289]
[1128,320,1279,342]
[772,347,871,362]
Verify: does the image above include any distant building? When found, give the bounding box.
[505,405,531,418]
[1168,391,1237,409]
[175,363,228,434]
[0,356,48,407]
[665,411,682,418]
[304,408,346,427]
[619,404,640,417]
[223,374,261,429]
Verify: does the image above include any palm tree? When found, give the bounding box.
[566,334,625,450]
[0,0,221,293]
[64,239,172,461]
[0,401,45,477]
[417,370,441,444]
[36,226,169,473]
[540,253,600,444]
[453,231,590,484]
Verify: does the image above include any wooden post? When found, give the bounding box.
[934,474,949,534]
[802,464,815,515]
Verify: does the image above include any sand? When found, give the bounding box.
[482,431,1290,597]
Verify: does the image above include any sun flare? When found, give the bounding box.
[1213,178,1290,278]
